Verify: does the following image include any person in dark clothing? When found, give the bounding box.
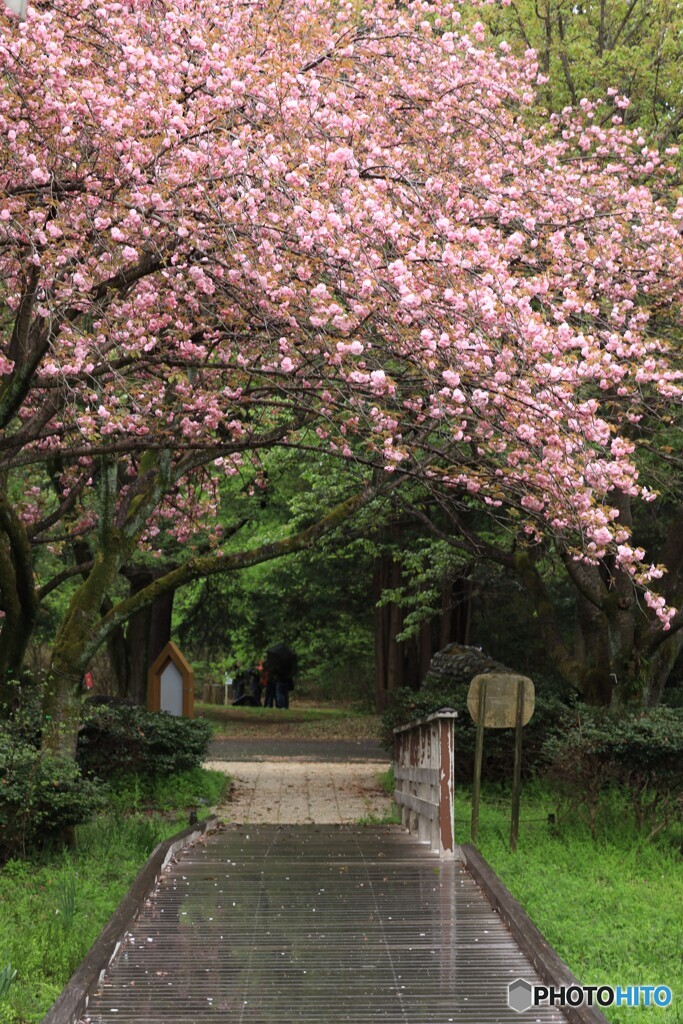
[249,666,262,706]
[261,660,275,708]
[232,665,261,706]
[265,643,297,709]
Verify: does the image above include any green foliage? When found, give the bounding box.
[174,446,377,697]
[378,766,394,796]
[0,724,105,862]
[56,873,76,931]
[543,706,683,837]
[77,703,212,778]
[381,677,571,781]
[108,767,228,814]
[375,537,465,643]
[0,964,17,1001]
[469,0,683,152]
[464,783,682,1024]
[0,767,225,1023]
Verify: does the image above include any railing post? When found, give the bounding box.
[393,709,458,859]
[438,714,456,857]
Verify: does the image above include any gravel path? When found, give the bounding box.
[206,758,393,825]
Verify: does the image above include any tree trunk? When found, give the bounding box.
[574,591,615,704]
[385,558,405,695]
[645,632,683,706]
[418,618,433,681]
[374,556,391,712]
[124,579,174,704]
[42,544,124,756]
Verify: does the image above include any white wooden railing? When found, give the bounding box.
[393,709,458,859]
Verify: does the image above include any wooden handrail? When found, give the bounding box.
[393,708,458,859]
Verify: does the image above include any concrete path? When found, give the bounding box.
[205,759,393,824]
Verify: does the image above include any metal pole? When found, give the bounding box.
[470,679,486,844]
[510,678,525,851]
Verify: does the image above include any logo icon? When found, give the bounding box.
[508,979,533,1013]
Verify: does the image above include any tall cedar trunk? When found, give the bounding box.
[123,569,156,704]
[104,570,175,704]
[419,618,433,680]
[374,546,472,710]
[385,558,405,696]
[148,586,174,671]
[106,623,129,698]
[125,603,153,704]
[439,578,453,650]
[125,581,174,705]
[374,556,390,712]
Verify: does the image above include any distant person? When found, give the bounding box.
[232,664,261,706]
[248,665,262,706]
[261,660,275,708]
[265,642,297,709]
[232,665,246,703]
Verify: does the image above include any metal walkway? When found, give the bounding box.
[85,825,566,1024]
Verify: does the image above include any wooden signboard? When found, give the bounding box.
[467,673,534,728]
[147,641,195,719]
[467,673,535,852]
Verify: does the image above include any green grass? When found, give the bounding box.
[456,784,682,1024]
[197,701,380,740]
[356,768,401,826]
[378,765,395,795]
[0,768,229,1024]
[108,764,228,813]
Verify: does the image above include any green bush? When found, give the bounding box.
[0,734,105,862]
[382,678,570,782]
[543,706,683,837]
[77,703,212,778]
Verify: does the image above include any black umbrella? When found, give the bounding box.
[265,642,297,679]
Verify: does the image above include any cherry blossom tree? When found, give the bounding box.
[1,0,682,752]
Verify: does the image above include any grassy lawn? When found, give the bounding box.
[0,768,229,1024]
[198,700,382,741]
[2,754,679,1024]
[455,784,683,1024]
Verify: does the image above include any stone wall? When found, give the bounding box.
[422,642,512,691]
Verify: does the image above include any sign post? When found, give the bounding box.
[467,673,534,850]
[470,678,486,844]
[510,677,526,851]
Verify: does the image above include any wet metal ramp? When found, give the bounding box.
[85,825,566,1024]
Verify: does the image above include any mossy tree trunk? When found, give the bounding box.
[41,452,174,756]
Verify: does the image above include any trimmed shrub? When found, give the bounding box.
[381,643,571,782]
[543,706,683,837]
[77,703,212,778]
[0,734,104,862]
